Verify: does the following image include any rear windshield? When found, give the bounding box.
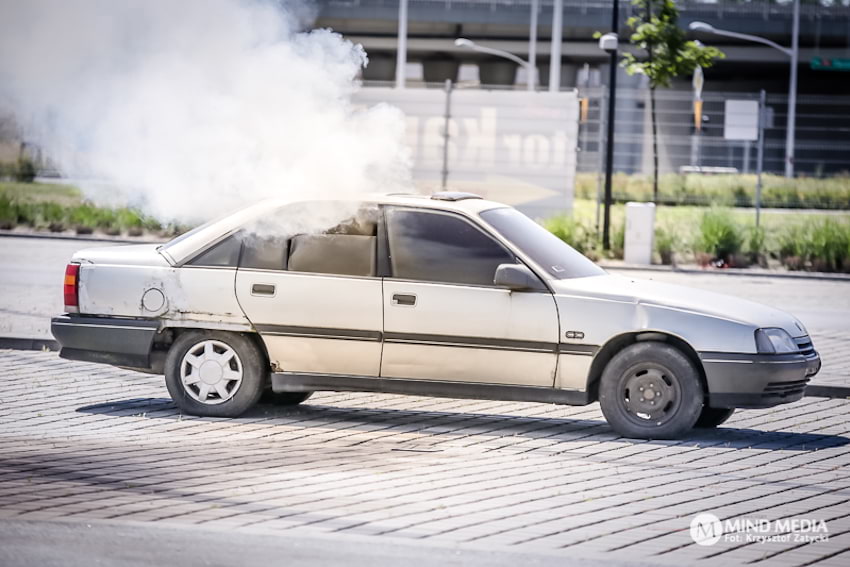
[480,207,605,280]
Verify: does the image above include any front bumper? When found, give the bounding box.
[51,315,159,369]
[701,348,821,409]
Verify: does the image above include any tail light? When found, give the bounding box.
[64,263,80,313]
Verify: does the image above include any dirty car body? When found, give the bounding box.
[51,193,821,439]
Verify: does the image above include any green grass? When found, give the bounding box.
[0,181,161,235]
[0,181,83,206]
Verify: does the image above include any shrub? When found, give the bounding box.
[745,225,766,266]
[543,215,601,259]
[777,224,808,261]
[13,157,37,183]
[807,220,850,272]
[610,223,625,260]
[655,227,677,265]
[0,195,15,229]
[694,209,743,264]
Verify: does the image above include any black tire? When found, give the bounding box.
[598,341,704,440]
[694,406,735,428]
[164,330,267,417]
[262,390,313,406]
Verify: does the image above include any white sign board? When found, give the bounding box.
[353,87,579,218]
[724,99,759,141]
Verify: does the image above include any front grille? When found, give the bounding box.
[764,378,810,398]
[794,336,816,357]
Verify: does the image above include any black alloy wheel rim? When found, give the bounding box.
[619,363,682,426]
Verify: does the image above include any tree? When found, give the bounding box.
[621,0,723,203]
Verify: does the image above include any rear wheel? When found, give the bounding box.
[694,406,735,428]
[165,330,266,417]
[598,341,703,439]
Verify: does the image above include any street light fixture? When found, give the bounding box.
[454,38,536,91]
[689,1,799,178]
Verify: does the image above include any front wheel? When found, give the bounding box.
[598,341,704,439]
[165,330,267,417]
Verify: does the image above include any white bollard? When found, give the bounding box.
[624,202,655,265]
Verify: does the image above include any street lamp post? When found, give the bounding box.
[599,0,619,252]
[454,38,536,91]
[690,0,800,178]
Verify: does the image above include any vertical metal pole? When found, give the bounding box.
[596,92,606,236]
[602,0,618,251]
[784,0,799,177]
[528,0,539,91]
[549,0,563,92]
[395,0,408,89]
[756,89,766,228]
[441,79,453,189]
[697,127,702,168]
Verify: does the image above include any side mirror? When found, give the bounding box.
[494,263,546,292]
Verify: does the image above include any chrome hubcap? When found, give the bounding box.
[180,340,243,405]
[622,366,679,424]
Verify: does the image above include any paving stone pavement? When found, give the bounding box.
[2,350,850,565]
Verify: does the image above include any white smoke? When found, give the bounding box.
[0,0,411,223]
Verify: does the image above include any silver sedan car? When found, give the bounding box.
[51,192,821,439]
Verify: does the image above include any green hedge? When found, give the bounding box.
[0,195,164,235]
[575,173,850,210]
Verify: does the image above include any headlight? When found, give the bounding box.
[755,328,798,354]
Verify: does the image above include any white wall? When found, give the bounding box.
[354,87,579,219]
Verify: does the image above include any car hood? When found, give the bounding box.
[72,244,171,267]
[551,274,807,338]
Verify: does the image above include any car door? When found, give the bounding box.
[380,207,560,387]
[235,204,383,377]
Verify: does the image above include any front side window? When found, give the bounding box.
[480,207,605,279]
[386,208,515,286]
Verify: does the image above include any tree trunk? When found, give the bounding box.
[650,86,659,203]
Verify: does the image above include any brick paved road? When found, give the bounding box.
[2,350,850,565]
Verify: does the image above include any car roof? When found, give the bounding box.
[360,192,507,214]
[159,192,511,265]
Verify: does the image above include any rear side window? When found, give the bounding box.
[288,234,376,277]
[240,234,288,271]
[386,209,514,286]
[186,233,241,267]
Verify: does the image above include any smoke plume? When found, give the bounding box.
[0,0,411,222]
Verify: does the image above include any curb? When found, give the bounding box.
[0,337,59,351]
[0,230,164,245]
[1,336,847,399]
[600,263,850,283]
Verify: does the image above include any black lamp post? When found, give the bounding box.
[599,0,619,251]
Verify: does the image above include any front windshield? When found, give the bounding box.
[480,207,605,279]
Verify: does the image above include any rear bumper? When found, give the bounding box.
[51,315,159,368]
[701,350,821,409]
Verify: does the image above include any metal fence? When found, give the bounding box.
[325,0,850,18]
[575,87,850,180]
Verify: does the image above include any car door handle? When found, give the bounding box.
[251,283,276,297]
[392,293,416,306]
